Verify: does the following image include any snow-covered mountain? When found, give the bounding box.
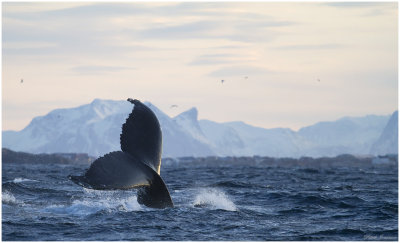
[199,121,308,157]
[297,115,391,157]
[3,99,132,157]
[2,99,397,158]
[370,111,398,155]
[2,99,214,158]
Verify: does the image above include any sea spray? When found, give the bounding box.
[193,188,237,211]
[2,191,19,205]
[44,189,143,216]
[13,178,38,183]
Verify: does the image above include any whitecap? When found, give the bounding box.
[2,191,21,205]
[13,177,38,183]
[193,188,237,211]
[44,190,143,216]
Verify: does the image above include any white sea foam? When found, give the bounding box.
[2,191,20,205]
[44,190,143,216]
[193,188,237,211]
[13,177,38,183]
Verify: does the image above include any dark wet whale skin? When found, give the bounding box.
[68,98,173,209]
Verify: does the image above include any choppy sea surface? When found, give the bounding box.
[2,160,398,241]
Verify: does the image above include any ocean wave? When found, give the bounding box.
[278,208,307,214]
[297,228,366,240]
[43,190,143,216]
[311,228,366,236]
[2,181,63,196]
[209,181,250,188]
[12,178,38,183]
[209,180,272,189]
[296,168,320,174]
[2,191,23,205]
[192,188,237,211]
[333,185,354,191]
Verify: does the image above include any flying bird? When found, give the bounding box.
[170,105,178,109]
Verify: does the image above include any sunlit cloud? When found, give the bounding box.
[324,2,391,8]
[276,44,347,50]
[2,2,397,131]
[208,65,274,78]
[69,65,136,75]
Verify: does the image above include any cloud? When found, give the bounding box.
[3,2,234,21]
[137,19,289,43]
[276,44,347,50]
[69,65,136,75]
[324,2,391,8]
[3,2,94,14]
[138,21,218,40]
[3,41,58,49]
[208,65,273,78]
[4,3,145,19]
[189,54,254,66]
[323,2,396,17]
[2,1,296,63]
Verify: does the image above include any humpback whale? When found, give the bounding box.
[68,98,173,209]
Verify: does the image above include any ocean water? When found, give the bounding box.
[2,160,398,241]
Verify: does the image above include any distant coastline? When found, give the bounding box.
[3,148,397,168]
[2,148,95,165]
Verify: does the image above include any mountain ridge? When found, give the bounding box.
[2,99,397,158]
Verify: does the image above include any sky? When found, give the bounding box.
[2,1,398,131]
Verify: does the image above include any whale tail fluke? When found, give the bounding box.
[121,99,162,174]
[137,173,174,209]
[68,151,173,208]
[68,99,173,209]
[68,175,92,189]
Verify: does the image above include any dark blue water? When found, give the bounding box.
[2,160,398,241]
